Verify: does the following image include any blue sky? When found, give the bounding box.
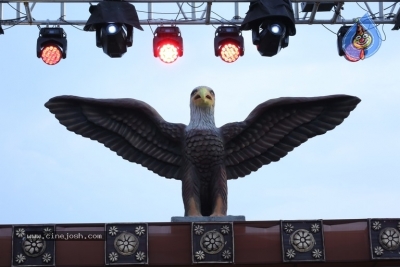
[0,2,399,224]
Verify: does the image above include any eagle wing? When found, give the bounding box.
[45,96,186,180]
[220,95,361,179]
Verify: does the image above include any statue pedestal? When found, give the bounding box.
[171,215,245,222]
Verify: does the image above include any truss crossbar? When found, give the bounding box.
[0,1,398,27]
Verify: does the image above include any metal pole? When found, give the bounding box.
[148,3,152,20]
[192,2,195,20]
[205,2,212,24]
[61,2,65,20]
[16,2,20,19]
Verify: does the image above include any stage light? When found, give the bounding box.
[36,27,67,65]
[240,0,296,57]
[214,26,244,63]
[337,25,358,62]
[153,26,183,63]
[0,25,4,35]
[84,1,143,58]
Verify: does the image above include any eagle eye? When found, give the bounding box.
[210,90,215,96]
[191,90,197,97]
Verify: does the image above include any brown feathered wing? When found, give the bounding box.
[45,96,185,179]
[220,95,361,179]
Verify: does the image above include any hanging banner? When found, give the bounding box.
[342,13,382,62]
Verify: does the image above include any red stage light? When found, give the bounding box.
[219,42,240,63]
[153,26,183,64]
[158,43,179,63]
[40,44,62,65]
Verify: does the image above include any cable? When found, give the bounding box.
[59,17,85,31]
[1,17,27,30]
[186,2,205,8]
[355,2,369,13]
[7,3,27,16]
[321,24,337,35]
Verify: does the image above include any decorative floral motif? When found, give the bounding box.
[109,252,118,262]
[114,232,139,256]
[290,229,315,252]
[15,254,26,264]
[374,246,384,256]
[23,236,46,257]
[397,221,400,231]
[372,221,382,231]
[194,225,204,235]
[43,227,53,235]
[284,223,294,234]
[379,227,400,250]
[195,250,205,260]
[311,223,320,233]
[15,228,25,238]
[220,225,230,235]
[200,230,225,254]
[222,250,231,259]
[135,251,146,261]
[42,253,52,263]
[135,226,146,237]
[312,249,323,259]
[109,226,118,236]
[286,249,296,259]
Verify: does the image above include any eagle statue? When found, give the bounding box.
[45,86,360,217]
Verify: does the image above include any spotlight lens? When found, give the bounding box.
[107,24,117,34]
[271,24,282,34]
[41,44,62,65]
[158,43,179,63]
[219,43,240,63]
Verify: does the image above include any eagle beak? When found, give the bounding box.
[195,88,213,107]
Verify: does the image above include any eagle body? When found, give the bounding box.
[184,128,226,216]
[45,86,361,217]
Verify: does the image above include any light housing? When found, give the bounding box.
[153,26,183,63]
[240,0,296,57]
[84,1,143,58]
[214,26,244,63]
[337,25,358,62]
[36,27,67,65]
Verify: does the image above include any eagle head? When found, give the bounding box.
[190,86,215,108]
[188,86,216,128]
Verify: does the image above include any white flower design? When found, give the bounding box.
[380,227,400,250]
[286,249,296,259]
[201,231,224,254]
[109,226,118,236]
[136,251,146,261]
[109,252,118,262]
[290,229,315,252]
[195,250,205,260]
[194,225,204,235]
[16,228,25,238]
[372,221,381,231]
[43,227,53,235]
[374,246,384,256]
[311,223,320,233]
[221,225,230,235]
[312,249,322,259]
[114,232,138,256]
[284,223,294,234]
[23,237,46,256]
[15,254,26,264]
[135,226,146,236]
[42,253,52,263]
[222,250,231,259]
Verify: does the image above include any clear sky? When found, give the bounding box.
[0,2,399,224]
